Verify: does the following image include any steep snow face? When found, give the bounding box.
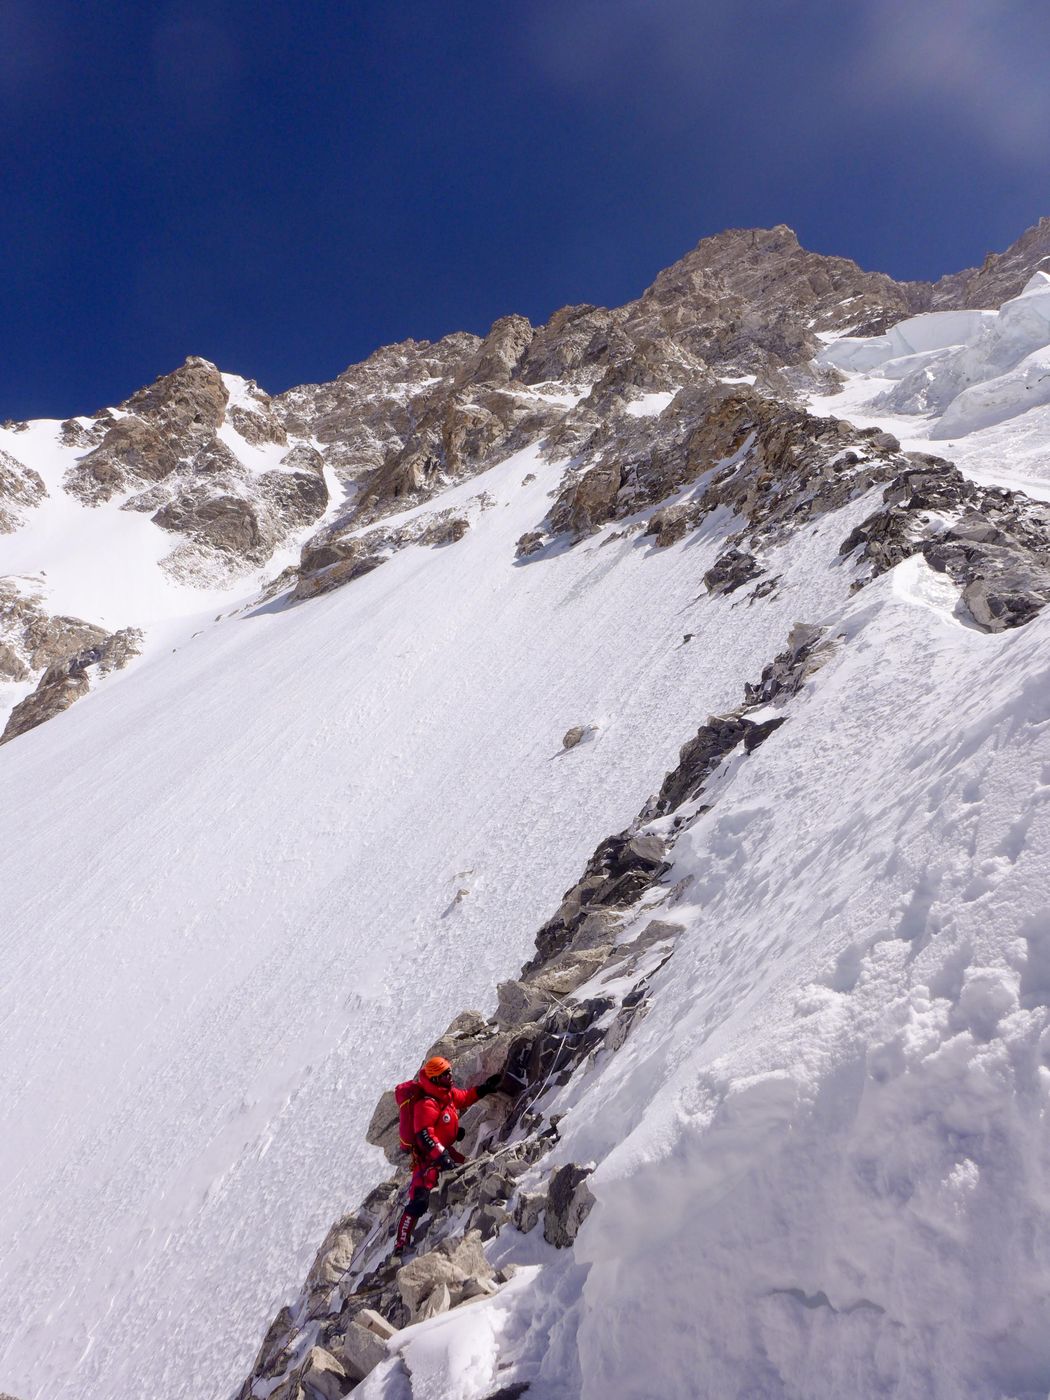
[354,561,1050,1400]
[564,586,1050,1400]
[0,439,868,1400]
[6,222,1050,1400]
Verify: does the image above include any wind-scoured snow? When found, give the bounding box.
[624,390,678,418]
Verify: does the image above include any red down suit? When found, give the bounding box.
[393,1069,481,1251]
[409,1073,480,1163]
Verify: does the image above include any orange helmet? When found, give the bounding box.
[422,1055,452,1082]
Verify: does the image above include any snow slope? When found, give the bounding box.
[342,281,1050,1399]
[0,437,868,1400]
[361,566,1050,1400]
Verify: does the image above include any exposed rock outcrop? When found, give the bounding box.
[52,359,330,581]
[0,579,144,746]
[290,504,472,602]
[0,449,47,533]
[543,1163,596,1247]
[839,459,1050,631]
[1,627,142,745]
[153,487,273,561]
[704,546,762,595]
[227,382,288,448]
[561,724,597,750]
[623,224,930,367]
[275,334,481,472]
[123,354,229,432]
[1,582,105,679]
[67,358,228,505]
[528,384,910,556]
[72,418,181,502]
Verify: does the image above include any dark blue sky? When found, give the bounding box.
[3,0,1048,419]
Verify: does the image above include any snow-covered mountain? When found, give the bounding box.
[2,221,1050,1400]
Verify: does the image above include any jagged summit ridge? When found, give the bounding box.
[1,217,1049,748]
[931,214,1050,310]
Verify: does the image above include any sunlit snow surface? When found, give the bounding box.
[2,291,1050,1400]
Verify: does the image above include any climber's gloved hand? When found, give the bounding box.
[436,1150,458,1173]
[475,1073,504,1098]
[447,1146,466,1166]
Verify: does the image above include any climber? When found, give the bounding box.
[392,1055,505,1255]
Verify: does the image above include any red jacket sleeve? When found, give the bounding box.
[451,1085,479,1111]
[412,1097,443,1160]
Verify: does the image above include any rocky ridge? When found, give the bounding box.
[267,219,1050,608]
[259,224,938,573]
[930,215,1050,312]
[3,220,1050,607]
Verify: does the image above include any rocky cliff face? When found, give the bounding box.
[931,215,1050,310]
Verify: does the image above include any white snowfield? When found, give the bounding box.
[1,284,1050,1400]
